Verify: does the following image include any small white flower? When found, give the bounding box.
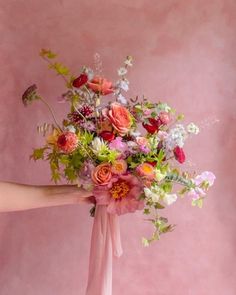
[130,130,141,137]
[117,94,128,105]
[163,194,177,205]
[156,103,171,113]
[144,187,160,202]
[155,170,166,182]
[66,125,76,133]
[116,79,129,92]
[118,67,128,76]
[187,123,200,135]
[165,124,187,150]
[83,67,94,80]
[91,137,107,154]
[124,56,133,67]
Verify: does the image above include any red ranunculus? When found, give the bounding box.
[173,146,186,164]
[142,118,162,134]
[72,74,88,88]
[99,131,115,142]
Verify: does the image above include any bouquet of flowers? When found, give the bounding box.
[22,49,215,246]
[22,49,215,294]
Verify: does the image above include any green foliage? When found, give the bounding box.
[143,208,150,215]
[79,131,94,146]
[39,49,57,59]
[64,166,77,182]
[49,62,70,76]
[30,147,47,161]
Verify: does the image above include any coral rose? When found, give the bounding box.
[87,76,113,95]
[107,102,133,136]
[91,163,112,185]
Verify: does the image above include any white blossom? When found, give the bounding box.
[117,94,128,105]
[163,194,177,205]
[187,123,200,135]
[144,187,160,202]
[83,67,94,80]
[66,125,76,133]
[165,124,187,150]
[118,67,128,76]
[156,103,171,113]
[124,56,133,67]
[91,137,107,154]
[116,79,129,92]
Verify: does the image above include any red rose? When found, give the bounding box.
[142,118,162,134]
[173,146,186,164]
[99,131,115,142]
[72,74,88,88]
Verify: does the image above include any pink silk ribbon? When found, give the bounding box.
[85,205,123,295]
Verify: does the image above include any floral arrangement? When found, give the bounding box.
[22,49,215,245]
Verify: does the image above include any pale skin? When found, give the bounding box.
[0,181,94,213]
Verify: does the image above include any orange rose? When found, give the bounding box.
[91,163,112,185]
[87,76,113,95]
[107,102,133,136]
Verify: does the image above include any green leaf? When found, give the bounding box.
[71,153,83,169]
[30,147,47,161]
[49,62,70,76]
[59,155,70,165]
[40,49,57,59]
[51,171,61,183]
[192,198,203,208]
[143,208,150,215]
[64,166,77,181]
[154,202,165,209]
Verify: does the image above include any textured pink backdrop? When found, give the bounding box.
[0,0,236,294]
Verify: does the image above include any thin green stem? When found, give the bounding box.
[38,96,62,131]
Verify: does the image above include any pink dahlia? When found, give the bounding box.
[57,131,78,153]
[93,174,144,215]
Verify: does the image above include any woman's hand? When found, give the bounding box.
[0,181,95,213]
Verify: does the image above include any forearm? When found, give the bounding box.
[0,182,91,213]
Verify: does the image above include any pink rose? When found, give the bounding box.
[107,102,133,136]
[159,112,171,125]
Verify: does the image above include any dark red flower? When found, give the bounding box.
[146,161,157,167]
[72,74,88,88]
[57,132,78,154]
[173,146,186,164]
[142,118,162,134]
[99,131,115,142]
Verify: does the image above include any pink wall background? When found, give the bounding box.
[0,0,236,294]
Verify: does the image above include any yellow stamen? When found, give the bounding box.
[109,180,130,200]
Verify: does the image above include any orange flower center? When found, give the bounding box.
[109,180,130,200]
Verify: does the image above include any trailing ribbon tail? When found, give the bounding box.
[85,205,123,295]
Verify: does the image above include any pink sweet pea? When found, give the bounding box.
[93,174,144,215]
[194,171,216,186]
